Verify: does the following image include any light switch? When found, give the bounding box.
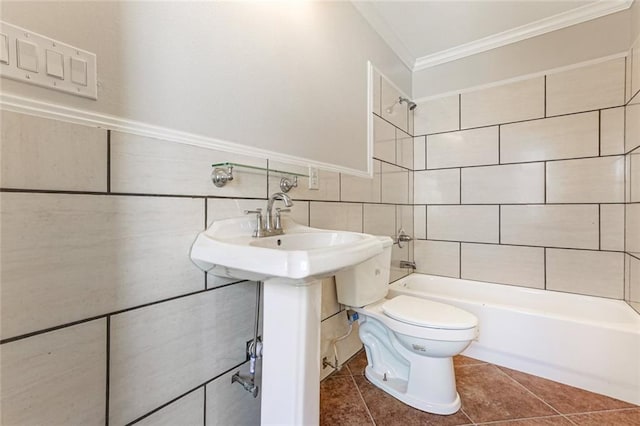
[45,49,64,79]
[70,56,87,86]
[0,33,8,64]
[17,39,38,72]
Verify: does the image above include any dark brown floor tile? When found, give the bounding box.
[353,375,473,426]
[320,376,373,426]
[345,350,368,375]
[567,408,640,425]
[454,354,486,369]
[479,415,575,425]
[456,364,557,423]
[498,366,636,414]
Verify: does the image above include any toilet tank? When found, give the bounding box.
[334,236,393,307]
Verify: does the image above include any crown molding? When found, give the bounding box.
[412,0,633,71]
[0,93,373,178]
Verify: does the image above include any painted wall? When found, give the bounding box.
[0,1,411,174]
[412,10,631,99]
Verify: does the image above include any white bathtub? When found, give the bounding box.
[388,274,640,405]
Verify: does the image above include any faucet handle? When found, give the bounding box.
[245,209,263,237]
[274,208,291,230]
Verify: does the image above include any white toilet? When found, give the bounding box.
[334,237,478,415]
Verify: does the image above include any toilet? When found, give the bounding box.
[334,237,478,415]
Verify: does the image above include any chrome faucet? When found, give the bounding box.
[246,192,293,237]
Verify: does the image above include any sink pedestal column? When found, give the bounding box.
[261,278,322,425]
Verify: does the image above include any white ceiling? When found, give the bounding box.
[353,0,633,71]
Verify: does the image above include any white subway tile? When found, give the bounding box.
[461,243,544,289]
[413,94,459,135]
[111,132,267,197]
[461,78,544,128]
[627,255,640,303]
[414,169,460,204]
[363,204,396,237]
[138,389,204,426]
[341,160,381,203]
[630,150,640,202]
[309,202,363,233]
[321,277,340,320]
[0,110,107,191]
[396,128,414,169]
[374,115,396,163]
[320,313,362,380]
[501,205,599,249]
[381,77,408,132]
[268,161,339,202]
[427,205,499,243]
[206,363,261,425]
[601,107,625,156]
[546,249,624,299]
[462,163,544,204]
[414,240,460,278]
[397,204,414,237]
[0,193,204,340]
[414,136,426,170]
[426,126,498,169]
[546,156,625,203]
[0,320,106,426]
[632,38,640,99]
[500,112,599,163]
[626,203,640,254]
[626,101,640,153]
[546,58,626,116]
[601,204,625,252]
[381,162,409,204]
[109,283,256,425]
[414,205,426,239]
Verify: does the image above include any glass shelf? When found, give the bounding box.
[211,162,306,192]
[211,162,308,178]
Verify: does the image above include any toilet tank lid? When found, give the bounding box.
[382,295,478,330]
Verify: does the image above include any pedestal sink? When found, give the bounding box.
[190,216,384,425]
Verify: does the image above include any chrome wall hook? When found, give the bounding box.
[211,164,234,187]
[279,176,298,193]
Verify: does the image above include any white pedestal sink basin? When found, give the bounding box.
[190,216,384,425]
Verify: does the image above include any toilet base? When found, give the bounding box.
[364,365,462,415]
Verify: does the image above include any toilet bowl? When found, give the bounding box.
[334,237,478,415]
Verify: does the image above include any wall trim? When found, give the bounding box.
[0,93,373,178]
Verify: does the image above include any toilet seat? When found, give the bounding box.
[382,295,477,330]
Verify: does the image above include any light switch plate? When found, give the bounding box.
[0,33,9,64]
[0,20,97,99]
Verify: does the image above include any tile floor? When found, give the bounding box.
[320,351,640,425]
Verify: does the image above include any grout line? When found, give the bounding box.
[544,247,547,290]
[544,162,547,204]
[106,130,111,193]
[498,205,501,244]
[349,375,377,426]
[598,109,602,156]
[458,242,462,278]
[458,93,462,130]
[459,168,462,204]
[203,385,207,426]
[598,204,602,251]
[105,316,111,426]
[544,75,547,118]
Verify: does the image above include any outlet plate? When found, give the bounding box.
[308,167,319,190]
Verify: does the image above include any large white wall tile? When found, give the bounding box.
[427,205,499,243]
[373,115,396,163]
[462,163,544,204]
[341,160,381,203]
[381,163,409,204]
[397,204,414,238]
[381,77,408,132]
[414,240,460,278]
[309,202,363,232]
[414,206,426,239]
[0,110,107,191]
[414,169,460,204]
[111,132,267,197]
[627,203,640,254]
[109,282,256,425]
[426,126,498,169]
[461,243,544,289]
[320,312,362,380]
[501,205,599,249]
[0,193,204,340]
[414,136,426,170]
[546,58,626,116]
[628,255,640,303]
[413,94,459,135]
[500,112,599,163]
[460,78,544,128]
[206,362,261,426]
[601,204,625,252]
[630,150,640,202]
[546,156,625,203]
[137,389,204,426]
[363,204,396,237]
[631,37,640,99]
[546,249,624,299]
[601,107,625,156]
[0,320,106,426]
[396,129,414,169]
[626,101,640,153]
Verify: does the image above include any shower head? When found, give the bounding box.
[399,97,417,111]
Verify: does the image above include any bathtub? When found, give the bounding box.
[388,274,640,405]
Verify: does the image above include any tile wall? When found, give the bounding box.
[0,70,412,423]
[413,55,640,312]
